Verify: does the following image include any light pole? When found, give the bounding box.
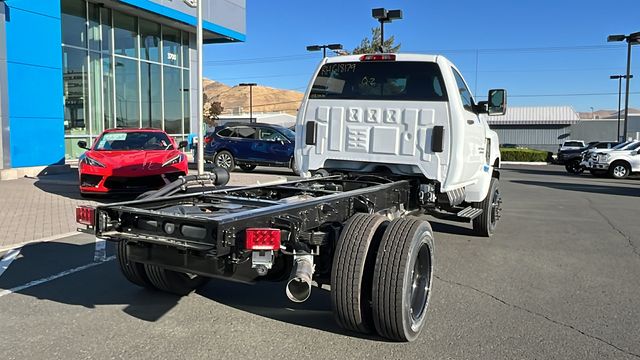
[608,32,640,140]
[306,44,343,58]
[371,8,402,52]
[239,83,257,123]
[590,106,594,120]
[610,74,633,141]
[183,0,204,174]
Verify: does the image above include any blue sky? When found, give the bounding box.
[204,0,639,112]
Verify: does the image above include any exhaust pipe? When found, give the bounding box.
[285,254,314,303]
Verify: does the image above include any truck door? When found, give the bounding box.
[452,68,485,180]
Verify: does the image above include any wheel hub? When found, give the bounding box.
[409,243,431,323]
[613,165,626,178]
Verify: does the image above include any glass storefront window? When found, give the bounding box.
[62,47,89,135]
[114,11,138,58]
[141,62,162,129]
[61,0,87,48]
[100,7,112,53]
[88,3,101,51]
[162,26,181,67]
[114,58,140,128]
[183,69,190,134]
[103,56,114,130]
[182,31,190,66]
[164,67,182,133]
[140,19,160,62]
[65,138,89,160]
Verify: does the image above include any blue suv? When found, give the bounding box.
[203,123,296,172]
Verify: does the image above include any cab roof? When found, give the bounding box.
[322,53,440,64]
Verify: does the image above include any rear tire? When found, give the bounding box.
[472,178,501,237]
[144,264,209,296]
[116,241,154,289]
[331,213,389,334]
[372,217,434,342]
[239,164,256,172]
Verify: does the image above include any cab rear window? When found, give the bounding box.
[309,61,447,101]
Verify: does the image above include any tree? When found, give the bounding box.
[352,27,401,54]
[202,93,223,127]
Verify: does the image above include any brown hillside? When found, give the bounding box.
[203,78,303,115]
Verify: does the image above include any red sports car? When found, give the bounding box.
[77,128,189,196]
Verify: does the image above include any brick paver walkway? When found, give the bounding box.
[0,169,287,249]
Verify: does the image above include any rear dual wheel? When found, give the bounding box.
[116,240,209,295]
[331,214,435,342]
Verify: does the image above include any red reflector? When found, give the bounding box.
[76,206,95,226]
[204,137,212,144]
[359,54,396,61]
[245,228,281,250]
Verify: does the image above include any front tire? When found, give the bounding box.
[331,213,389,334]
[472,178,501,237]
[609,161,630,179]
[372,218,434,342]
[214,150,235,171]
[565,159,583,174]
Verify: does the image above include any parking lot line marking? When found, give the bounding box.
[0,231,80,254]
[0,256,115,298]
[94,237,106,262]
[0,248,21,278]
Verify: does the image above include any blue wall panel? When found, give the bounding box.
[4,1,64,167]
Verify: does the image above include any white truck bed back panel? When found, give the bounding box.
[298,100,451,183]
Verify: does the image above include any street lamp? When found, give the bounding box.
[371,8,402,52]
[239,83,257,123]
[607,31,640,140]
[183,0,204,174]
[610,74,634,141]
[306,44,343,58]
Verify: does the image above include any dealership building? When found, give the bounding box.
[0,0,245,174]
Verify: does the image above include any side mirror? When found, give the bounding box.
[178,140,189,149]
[487,89,507,116]
[77,140,89,150]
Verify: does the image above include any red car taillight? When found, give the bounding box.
[204,136,213,144]
[76,206,95,226]
[245,228,281,250]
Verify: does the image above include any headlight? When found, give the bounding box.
[81,155,106,168]
[162,154,184,167]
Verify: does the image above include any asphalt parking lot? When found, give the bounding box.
[0,165,639,360]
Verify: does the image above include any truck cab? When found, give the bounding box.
[295,53,505,204]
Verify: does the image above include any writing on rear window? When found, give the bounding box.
[310,61,448,101]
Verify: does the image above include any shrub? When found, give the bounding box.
[499,148,550,162]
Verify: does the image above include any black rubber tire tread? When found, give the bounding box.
[239,164,256,172]
[372,217,434,342]
[143,264,209,296]
[564,159,583,174]
[116,241,155,289]
[608,161,631,179]
[472,178,499,237]
[331,213,389,334]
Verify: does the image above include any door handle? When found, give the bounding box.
[467,119,475,125]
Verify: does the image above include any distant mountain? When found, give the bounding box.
[203,79,303,115]
[578,108,640,119]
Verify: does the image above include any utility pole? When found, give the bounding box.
[239,83,257,123]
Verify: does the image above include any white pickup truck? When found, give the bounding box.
[295,53,506,236]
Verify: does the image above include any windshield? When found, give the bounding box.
[563,141,584,147]
[612,141,631,149]
[309,61,448,101]
[281,127,295,140]
[627,142,640,150]
[94,131,174,151]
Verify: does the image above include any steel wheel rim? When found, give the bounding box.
[613,165,626,177]
[216,153,232,168]
[409,242,432,323]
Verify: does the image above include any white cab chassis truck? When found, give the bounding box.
[78,53,507,344]
[296,53,505,235]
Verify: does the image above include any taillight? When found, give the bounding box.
[204,136,213,144]
[76,206,95,226]
[359,54,396,61]
[245,228,281,250]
